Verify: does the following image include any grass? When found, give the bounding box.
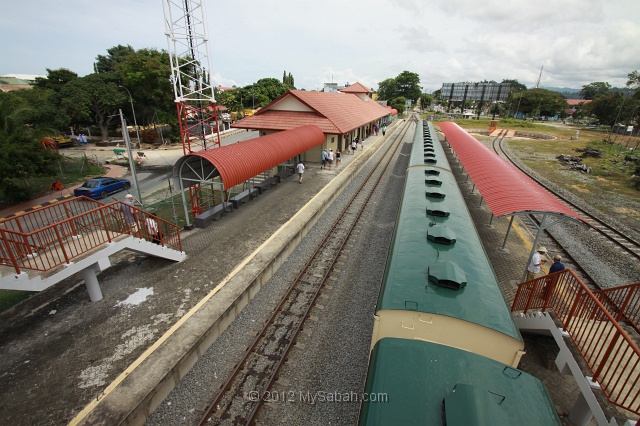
[0,290,33,313]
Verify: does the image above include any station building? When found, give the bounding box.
[231,85,395,162]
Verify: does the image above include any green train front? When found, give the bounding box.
[359,120,560,425]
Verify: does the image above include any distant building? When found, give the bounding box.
[0,74,44,92]
[323,83,341,93]
[565,99,592,118]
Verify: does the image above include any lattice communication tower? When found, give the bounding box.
[163,0,221,215]
[163,0,221,155]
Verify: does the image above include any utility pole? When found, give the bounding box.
[536,65,543,89]
[119,109,143,204]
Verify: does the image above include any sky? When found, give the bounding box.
[2,0,639,93]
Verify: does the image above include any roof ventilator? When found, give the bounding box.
[425,179,442,186]
[426,207,450,218]
[428,260,467,290]
[424,158,437,165]
[424,169,440,176]
[425,190,445,199]
[427,224,456,245]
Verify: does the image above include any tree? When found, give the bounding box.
[0,93,57,200]
[60,73,128,139]
[282,71,295,89]
[395,71,421,104]
[116,48,175,126]
[377,78,398,101]
[586,92,640,127]
[33,68,78,92]
[389,96,406,115]
[419,93,434,111]
[627,70,640,99]
[94,44,135,74]
[580,82,611,100]
[518,88,567,119]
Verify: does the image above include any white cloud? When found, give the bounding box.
[1,0,638,93]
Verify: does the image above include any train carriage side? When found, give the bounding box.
[371,120,525,367]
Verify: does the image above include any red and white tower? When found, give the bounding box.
[163,0,221,215]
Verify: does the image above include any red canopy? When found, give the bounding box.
[438,122,586,224]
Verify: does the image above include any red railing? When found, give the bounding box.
[512,269,640,415]
[595,283,640,331]
[1,197,182,275]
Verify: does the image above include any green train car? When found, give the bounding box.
[359,120,560,425]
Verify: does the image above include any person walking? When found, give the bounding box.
[327,149,334,169]
[145,214,162,244]
[321,149,327,169]
[382,126,387,136]
[296,161,305,184]
[526,246,547,282]
[351,139,357,154]
[335,150,341,166]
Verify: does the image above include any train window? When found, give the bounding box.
[425,179,442,186]
[426,208,450,217]
[425,191,445,199]
[424,169,440,176]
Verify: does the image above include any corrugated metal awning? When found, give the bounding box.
[173,125,324,191]
[438,122,587,224]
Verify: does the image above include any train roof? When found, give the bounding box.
[408,121,451,170]
[377,163,521,340]
[360,338,561,426]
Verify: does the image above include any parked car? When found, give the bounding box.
[74,177,131,200]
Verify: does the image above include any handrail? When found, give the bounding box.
[511,269,640,415]
[594,282,640,331]
[1,196,182,275]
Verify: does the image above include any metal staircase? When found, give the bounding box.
[1,197,186,301]
[512,270,640,426]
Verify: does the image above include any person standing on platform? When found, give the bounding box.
[321,149,327,169]
[327,149,334,169]
[351,139,357,154]
[382,126,387,136]
[544,255,566,299]
[335,150,341,166]
[526,246,547,282]
[296,161,305,184]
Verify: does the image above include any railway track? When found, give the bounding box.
[197,118,415,425]
[491,130,640,288]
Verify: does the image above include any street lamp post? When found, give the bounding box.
[118,109,143,204]
[119,85,141,148]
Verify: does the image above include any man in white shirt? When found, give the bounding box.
[526,246,547,281]
[296,161,305,184]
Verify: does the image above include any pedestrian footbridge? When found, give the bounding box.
[0,196,186,301]
[512,269,640,426]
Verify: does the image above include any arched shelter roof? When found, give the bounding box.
[438,122,588,225]
[173,125,324,191]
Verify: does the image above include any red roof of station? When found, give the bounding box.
[340,82,373,94]
[174,125,324,191]
[231,90,390,134]
[438,122,587,224]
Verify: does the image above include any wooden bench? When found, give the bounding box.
[255,177,277,194]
